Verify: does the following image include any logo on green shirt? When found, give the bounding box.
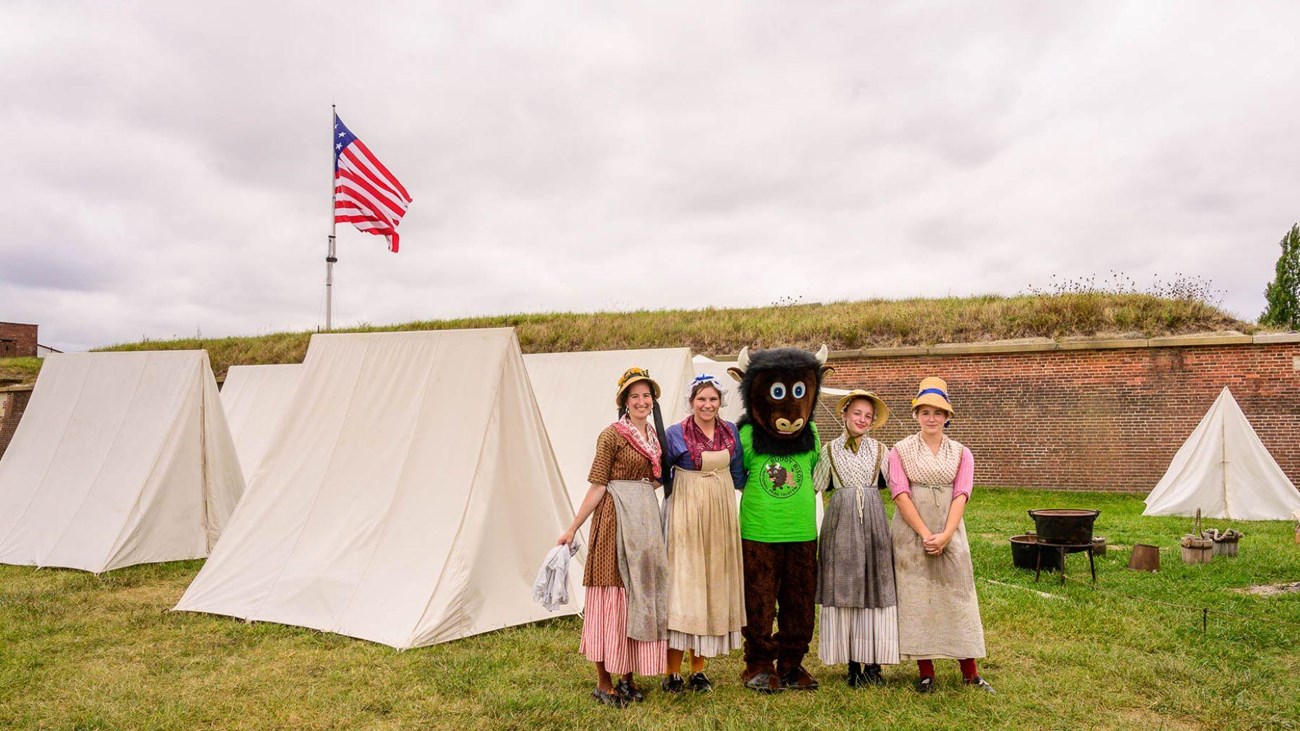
[760,458,805,499]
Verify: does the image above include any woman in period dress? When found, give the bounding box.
[887,377,994,694]
[557,368,670,707]
[813,389,899,687]
[659,374,747,693]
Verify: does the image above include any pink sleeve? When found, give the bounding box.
[952,447,974,501]
[887,447,911,499]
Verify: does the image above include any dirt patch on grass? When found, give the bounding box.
[1233,582,1300,597]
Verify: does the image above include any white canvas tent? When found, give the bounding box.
[524,347,696,512]
[1143,387,1300,520]
[220,364,304,481]
[0,351,245,573]
[175,329,576,648]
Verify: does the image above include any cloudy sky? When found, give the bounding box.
[3,1,1298,352]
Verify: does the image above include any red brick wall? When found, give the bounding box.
[0,386,33,460]
[813,341,1300,492]
[0,322,38,358]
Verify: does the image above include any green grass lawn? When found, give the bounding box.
[2,489,1297,730]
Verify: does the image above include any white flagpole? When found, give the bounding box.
[326,104,338,332]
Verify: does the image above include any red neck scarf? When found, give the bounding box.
[612,415,662,479]
[681,416,736,470]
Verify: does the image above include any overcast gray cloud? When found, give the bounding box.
[2,1,1298,351]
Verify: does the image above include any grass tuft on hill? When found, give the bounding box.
[4,293,1255,384]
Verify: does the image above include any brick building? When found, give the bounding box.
[0,322,38,358]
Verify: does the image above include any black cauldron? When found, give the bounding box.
[1028,509,1100,545]
[1009,534,1063,571]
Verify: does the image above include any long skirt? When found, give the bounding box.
[891,483,986,661]
[816,485,899,665]
[580,586,668,674]
[818,606,899,665]
[663,460,745,656]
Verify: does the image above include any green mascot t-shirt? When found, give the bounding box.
[738,422,820,543]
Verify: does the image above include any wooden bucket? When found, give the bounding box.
[1181,539,1213,564]
[1127,544,1160,572]
[1212,540,1238,557]
[1181,509,1214,565]
[1206,529,1241,558]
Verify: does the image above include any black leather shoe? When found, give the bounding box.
[688,672,713,693]
[916,676,935,693]
[592,686,627,708]
[660,673,685,694]
[615,678,644,702]
[964,675,996,694]
[862,664,885,686]
[847,661,864,688]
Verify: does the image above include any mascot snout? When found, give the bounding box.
[774,417,805,434]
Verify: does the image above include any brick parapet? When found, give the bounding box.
[828,343,1299,492]
[712,335,1300,493]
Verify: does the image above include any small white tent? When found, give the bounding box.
[524,348,695,511]
[1143,387,1300,520]
[0,351,245,573]
[220,364,304,481]
[176,329,576,648]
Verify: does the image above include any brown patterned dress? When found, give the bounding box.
[582,426,657,588]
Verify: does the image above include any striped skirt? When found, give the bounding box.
[817,605,900,666]
[580,586,667,675]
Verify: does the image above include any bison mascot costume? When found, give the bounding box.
[728,345,831,692]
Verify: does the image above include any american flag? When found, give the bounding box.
[333,113,413,253]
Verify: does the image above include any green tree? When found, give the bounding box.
[1260,223,1300,329]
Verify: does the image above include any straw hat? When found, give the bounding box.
[835,389,889,430]
[615,367,661,407]
[911,376,954,416]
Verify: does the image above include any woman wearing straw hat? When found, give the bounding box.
[557,368,670,707]
[886,377,994,694]
[812,389,899,687]
[658,374,747,694]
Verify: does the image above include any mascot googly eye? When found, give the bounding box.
[769,382,787,400]
[791,382,806,399]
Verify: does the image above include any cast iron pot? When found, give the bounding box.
[1009,534,1063,571]
[1027,508,1100,545]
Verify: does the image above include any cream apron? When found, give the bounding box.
[891,482,986,660]
[663,449,746,655]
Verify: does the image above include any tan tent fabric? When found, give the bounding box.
[220,364,304,481]
[0,351,245,573]
[524,347,694,511]
[1144,387,1300,520]
[176,329,576,648]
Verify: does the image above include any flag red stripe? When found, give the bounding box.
[340,148,407,206]
[339,149,409,211]
[334,185,397,228]
[336,170,405,219]
[352,139,412,201]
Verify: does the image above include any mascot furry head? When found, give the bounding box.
[728,345,832,456]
